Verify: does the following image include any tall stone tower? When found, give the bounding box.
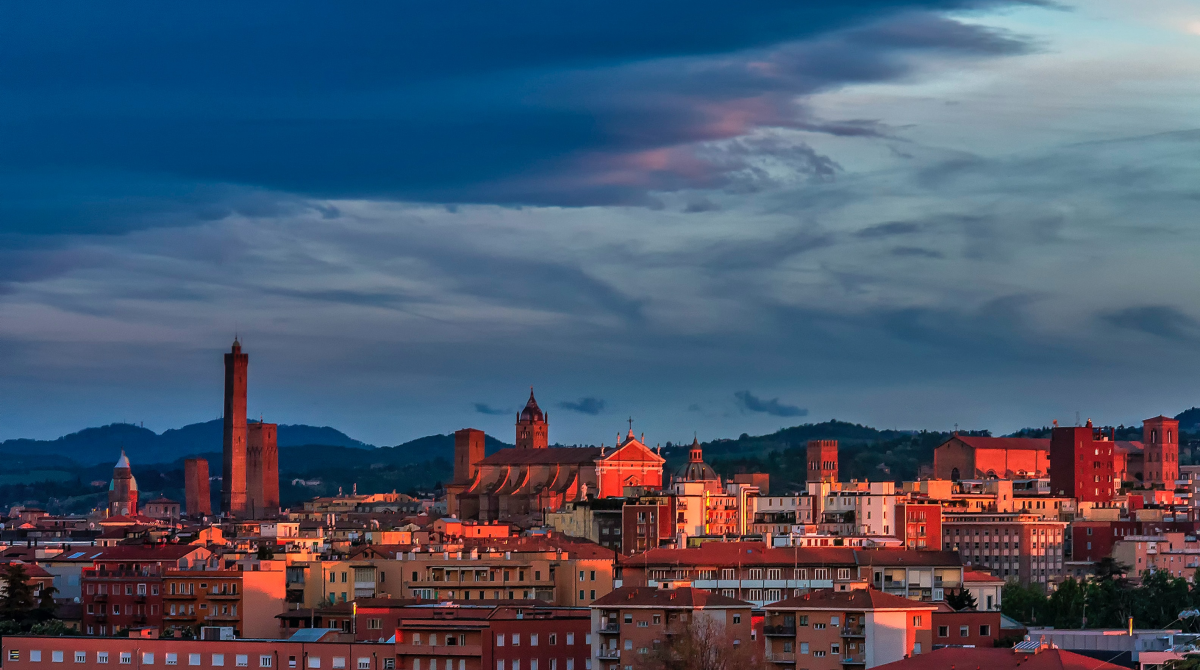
[108,451,138,517]
[184,458,212,516]
[222,339,249,515]
[515,389,548,449]
[454,428,486,484]
[247,421,279,517]
[1143,415,1180,488]
[807,440,839,483]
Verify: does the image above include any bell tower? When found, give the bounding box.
[515,388,548,449]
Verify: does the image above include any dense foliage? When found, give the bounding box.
[0,564,75,635]
[1003,563,1200,631]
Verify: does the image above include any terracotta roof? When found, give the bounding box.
[477,447,602,466]
[765,588,937,612]
[964,569,1005,583]
[1116,441,1144,454]
[873,646,1125,670]
[592,586,751,608]
[91,545,207,561]
[618,543,960,568]
[949,436,1049,452]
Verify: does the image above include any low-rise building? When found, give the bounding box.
[762,588,936,669]
[590,586,753,670]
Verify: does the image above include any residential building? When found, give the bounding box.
[762,588,936,669]
[896,503,940,550]
[393,603,591,670]
[591,586,752,670]
[941,512,1067,586]
[931,603,1000,648]
[162,564,288,638]
[1050,421,1116,503]
[80,545,215,636]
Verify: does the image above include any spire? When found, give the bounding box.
[115,450,131,469]
[519,387,544,423]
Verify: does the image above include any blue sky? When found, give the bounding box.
[3,1,1200,446]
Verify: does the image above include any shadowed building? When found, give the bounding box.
[1050,420,1115,502]
[1143,415,1180,488]
[807,439,839,482]
[184,457,212,516]
[247,421,279,517]
[107,451,138,517]
[222,339,249,515]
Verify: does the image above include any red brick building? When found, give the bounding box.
[933,436,1049,481]
[931,603,1000,649]
[247,421,280,517]
[516,391,549,450]
[620,495,674,555]
[1050,421,1115,503]
[807,440,839,483]
[222,339,249,515]
[107,452,138,518]
[184,458,212,517]
[81,545,214,636]
[897,503,941,550]
[1143,415,1180,488]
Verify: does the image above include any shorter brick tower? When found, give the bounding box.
[247,421,279,517]
[807,440,838,482]
[448,428,486,519]
[107,451,138,517]
[515,388,548,449]
[184,458,212,516]
[1143,415,1180,488]
[1050,420,1115,502]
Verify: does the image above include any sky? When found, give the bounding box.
[3,1,1200,447]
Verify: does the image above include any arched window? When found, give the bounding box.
[951,467,960,482]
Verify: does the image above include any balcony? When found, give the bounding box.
[767,652,795,664]
[597,649,621,660]
[208,592,240,599]
[841,627,865,637]
[842,654,866,665]
[763,625,796,636]
[395,645,483,658]
[599,623,620,634]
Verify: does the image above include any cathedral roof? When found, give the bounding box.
[519,388,544,423]
[478,447,603,466]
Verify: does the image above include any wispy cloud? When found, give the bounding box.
[558,398,607,415]
[734,391,808,418]
[473,403,510,416]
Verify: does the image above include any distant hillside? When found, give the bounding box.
[0,419,374,466]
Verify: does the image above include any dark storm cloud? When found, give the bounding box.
[473,403,510,416]
[1102,306,1200,342]
[734,390,808,417]
[558,398,607,415]
[0,0,1038,237]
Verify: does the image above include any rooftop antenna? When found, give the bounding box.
[1076,411,1081,427]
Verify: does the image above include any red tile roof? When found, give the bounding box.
[618,542,961,568]
[874,646,1124,670]
[964,569,1005,583]
[950,436,1049,452]
[592,586,751,608]
[91,545,208,561]
[477,447,603,466]
[765,588,937,612]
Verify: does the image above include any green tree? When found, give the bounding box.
[945,588,978,611]
[0,564,37,621]
[27,620,78,637]
[256,544,275,560]
[1001,580,1046,625]
[1045,577,1085,629]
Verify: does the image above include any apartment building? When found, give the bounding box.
[808,482,897,537]
[750,495,817,536]
[1112,532,1200,581]
[393,604,591,670]
[162,564,287,638]
[941,512,1067,586]
[590,587,752,670]
[762,589,935,669]
[80,545,215,636]
[289,538,615,609]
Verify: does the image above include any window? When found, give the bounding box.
[837,569,851,580]
[213,655,225,667]
[831,644,840,654]
[624,641,633,651]
[733,614,741,624]
[189,655,201,667]
[98,652,109,664]
[289,658,297,669]
[237,656,249,668]
[332,658,346,669]
[913,616,923,627]
[121,653,133,665]
[76,653,87,664]
[767,568,781,580]
[794,568,807,579]
[383,662,394,670]
[748,569,763,579]
[550,634,557,645]
[358,660,371,670]
[497,635,505,647]
[513,634,520,646]
[308,658,320,669]
[143,654,154,666]
[813,569,829,580]
[567,633,575,645]
[814,652,826,658]
[980,625,991,636]
[53,652,65,664]
[166,655,177,666]
[959,626,968,638]
[636,621,648,628]
[938,626,949,638]
[261,656,273,668]
[624,614,633,624]
[814,623,826,630]
[531,634,539,646]
[913,643,922,655]
[721,569,735,580]
[369,619,382,630]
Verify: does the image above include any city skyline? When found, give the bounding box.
[4,1,1200,446]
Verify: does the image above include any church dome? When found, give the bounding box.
[519,389,544,423]
[673,437,719,482]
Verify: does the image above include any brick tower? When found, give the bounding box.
[1143,415,1180,488]
[184,458,212,516]
[806,440,838,482]
[107,451,138,517]
[1050,419,1115,502]
[515,388,548,449]
[454,428,486,484]
[247,421,279,517]
[222,339,249,515]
